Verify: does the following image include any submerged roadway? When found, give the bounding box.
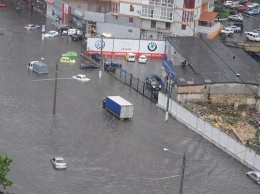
[0,2,259,194]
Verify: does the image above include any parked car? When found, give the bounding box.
[138,55,148,63]
[72,74,90,82]
[246,8,260,15]
[0,3,7,8]
[71,34,85,41]
[44,31,59,38]
[245,31,260,41]
[62,28,81,36]
[230,3,242,9]
[228,14,243,21]
[237,5,248,12]
[225,25,241,32]
[145,78,161,91]
[104,63,116,72]
[230,22,244,29]
[247,3,259,8]
[60,57,76,63]
[58,26,72,34]
[104,60,122,68]
[246,171,260,184]
[50,157,66,169]
[79,62,99,69]
[24,24,40,30]
[125,53,135,62]
[62,51,78,59]
[224,1,233,7]
[220,28,234,36]
[146,74,162,83]
[92,53,101,62]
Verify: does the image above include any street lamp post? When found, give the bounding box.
[99,35,104,78]
[52,63,58,115]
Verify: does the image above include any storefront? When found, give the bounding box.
[62,3,71,25]
[70,10,86,32]
[46,0,62,22]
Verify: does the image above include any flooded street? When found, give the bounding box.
[0,3,259,194]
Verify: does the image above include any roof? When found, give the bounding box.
[165,37,260,86]
[107,96,133,106]
[199,11,218,22]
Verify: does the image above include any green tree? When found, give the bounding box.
[0,155,14,194]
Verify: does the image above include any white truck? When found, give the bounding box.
[220,28,234,36]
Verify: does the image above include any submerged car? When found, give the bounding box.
[79,62,99,69]
[58,26,72,34]
[146,78,161,91]
[138,55,148,63]
[104,60,122,68]
[24,24,40,30]
[44,31,59,38]
[60,57,76,63]
[92,53,101,62]
[246,171,260,184]
[71,34,85,41]
[72,74,90,82]
[50,157,66,169]
[62,51,78,59]
[145,74,162,83]
[0,3,7,8]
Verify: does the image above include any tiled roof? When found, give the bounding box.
[199,11,218,22]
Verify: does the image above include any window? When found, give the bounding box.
[130,5,134,12]
[128,29,132,33]
[151,20,156,28]
[129,17,133,23]
[181,24,186,30]
[166,22,171,29]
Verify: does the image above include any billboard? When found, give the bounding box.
[86,38,165,58]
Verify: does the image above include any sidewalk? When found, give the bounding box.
[52,21,67,30]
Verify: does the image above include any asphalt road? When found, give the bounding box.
[0,2,259,194]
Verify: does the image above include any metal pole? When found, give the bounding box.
[165,76,171,121]
[99,35,103,78]
[52,63,58,115]
[179,153,186,194]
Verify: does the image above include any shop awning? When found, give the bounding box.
[199,11,218,22]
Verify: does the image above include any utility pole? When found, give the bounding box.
[165,76,171,121]
[52,63,58,115]
[99,35,104,78]
[179,153,186,194]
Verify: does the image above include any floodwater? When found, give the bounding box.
[0,3,259,194]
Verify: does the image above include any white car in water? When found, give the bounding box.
[72,74,90,82]
[50,157,66,169]
[62,28,81,36]
[138,55,147,63]
[44,30,59,38]
[24,24,40,30]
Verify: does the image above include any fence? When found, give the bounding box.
[157,92,260,171]
[111,67,159,103]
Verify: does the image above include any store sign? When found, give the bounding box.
[64,4,69,14]
[48,0,54,4]
[75,10,83,17]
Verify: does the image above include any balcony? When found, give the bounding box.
[197,22,221,35]
[141,26,171,33]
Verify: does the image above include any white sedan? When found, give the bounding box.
[138,55,147,63]
[44,30,59,38]
[50,157,66,169]
[62,28,81,36]
[72,74,90,82]
[24,24,40,30]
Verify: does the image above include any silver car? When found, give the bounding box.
[228,14,243,21]
[50,157,67,169]
[24,24,40,30]
[246,171,260,184]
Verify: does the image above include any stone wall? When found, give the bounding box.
[209,94,256,106]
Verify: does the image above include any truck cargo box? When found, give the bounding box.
[28,61,48,74]
[104,96,134,119]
